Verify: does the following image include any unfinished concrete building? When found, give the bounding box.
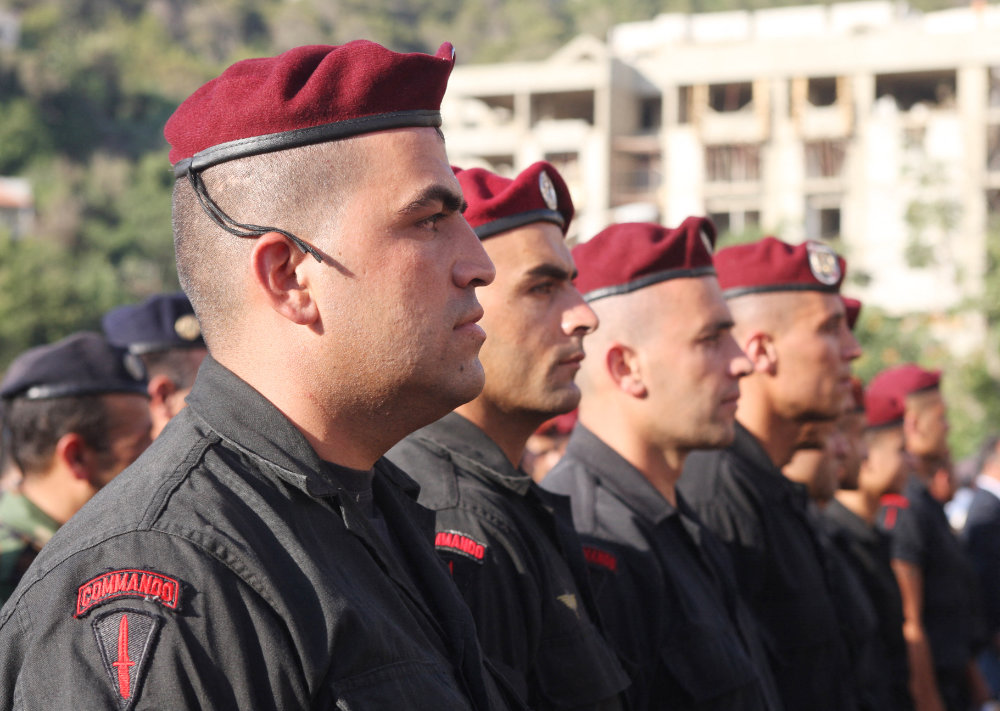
[440,1,1000,324]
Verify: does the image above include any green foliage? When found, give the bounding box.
[0,0,990,392]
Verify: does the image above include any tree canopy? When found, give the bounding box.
[1,0,996,458]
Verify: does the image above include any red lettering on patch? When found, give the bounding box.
[75,569,180,617]
[435,530,486,563]
[880,493,910,510]
[583,545,618,573]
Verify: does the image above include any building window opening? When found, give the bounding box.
[988,189,1000,218]
[806,200,842,241]
[639,96,662,132]
[545,152,581,183]
[705,144,761,183]
[481,155,515,176]
[808,77,838,107]
[531,91,594,126]
[805,140,847,179]
[678,86,692,124]
[875,70,957,111]
[988,125,1000,173]
[708,82,752,113]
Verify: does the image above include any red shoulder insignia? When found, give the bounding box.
[92,609,160,710]
[76,569,181,618]
[435,530,487,563]
[583,545,618,573]
[880,493,910,510]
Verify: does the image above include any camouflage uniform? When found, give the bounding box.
[0,492,57,606]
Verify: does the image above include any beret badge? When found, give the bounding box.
[174,315,202,342]
[807,241,842,286]
[539,171,559,211]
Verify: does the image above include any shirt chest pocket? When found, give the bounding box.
[657,622,761,706]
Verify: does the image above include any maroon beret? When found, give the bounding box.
[867,364,942,407]
[865,388,906,429]
[843,297,862,330]
[166,41,456,175]
[572,218,716,303]
[715,237,846,299]
[455,162,573,239]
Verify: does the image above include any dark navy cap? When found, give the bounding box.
[102,292,205,355]
[0,332,148,401]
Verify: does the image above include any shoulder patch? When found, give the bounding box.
[92,608,161,710]
[880,493,910,510]
[435,530,487,563]
[76,569,181,618]
[583,545,618,573]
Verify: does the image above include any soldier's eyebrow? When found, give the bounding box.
[697,318,735,338]
[397,185,466,216]
[524,263,576,281]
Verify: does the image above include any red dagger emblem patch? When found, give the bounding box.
[92,609,161,710]
[113,615,136,698]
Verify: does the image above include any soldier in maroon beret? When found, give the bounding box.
[388,162,630,710]
[677,237,863,711]
[0,42,523,711]
[872,365,994,711]
[541,219,786,711]
[822,384,916,711]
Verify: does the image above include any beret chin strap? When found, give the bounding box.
[187,170,324,263]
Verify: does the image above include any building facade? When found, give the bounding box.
[441,1,1000,320]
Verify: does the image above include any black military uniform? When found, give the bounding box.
[0,357,519,711]
[811,502,905,711]
[823,498,913,710]
[679,423,856,711]
[879,476,982,711]
[388,412,629,710]
[543,425,783,711]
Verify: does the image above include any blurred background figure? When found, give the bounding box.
[522,410,576,483]
[0,332,151,604]
[103,292,207,439]
[823,385,916,710]
[962,434,1000,698]
[874,365,992,711]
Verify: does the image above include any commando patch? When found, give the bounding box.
[92,608,161,711]
[435,530,487,563]
[583,545,618,573]
[76,569,181,617]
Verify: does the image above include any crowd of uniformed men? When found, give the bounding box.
[0,37,999,711]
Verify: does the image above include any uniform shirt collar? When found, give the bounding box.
[824,497,878,544]
[408,412,532,496]
[730,421,806,505]
[565,425,679,525]
[185,355,418,499]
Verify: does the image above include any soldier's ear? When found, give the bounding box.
[606,343,646,398]
[54,432,90,481]
[250,231,319,327]
[741,332,777,375]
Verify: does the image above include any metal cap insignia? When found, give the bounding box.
[539,170,558,211]
[173,314,201,341]
[806,241,841,286]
